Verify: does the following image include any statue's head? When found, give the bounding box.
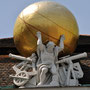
[46,41,55,52]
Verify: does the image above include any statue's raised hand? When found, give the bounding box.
[36,31,41,38]
[60,35,65,41]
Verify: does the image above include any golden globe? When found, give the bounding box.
[13,1,79,57]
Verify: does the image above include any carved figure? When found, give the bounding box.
[9,31,87,88]
[36,32,65,86]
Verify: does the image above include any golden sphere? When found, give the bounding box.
[13,1,79,57]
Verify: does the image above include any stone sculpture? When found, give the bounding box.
[36,32,65,86]
[9,32,87,88]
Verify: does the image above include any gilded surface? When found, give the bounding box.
[13,1,79,57]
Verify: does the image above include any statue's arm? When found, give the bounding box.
[57,35,65,53]
[36,32,45,51]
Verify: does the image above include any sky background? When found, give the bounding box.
[0,0,90,38]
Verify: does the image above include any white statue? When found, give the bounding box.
[9,31,87,88]
[36,32,65,86]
